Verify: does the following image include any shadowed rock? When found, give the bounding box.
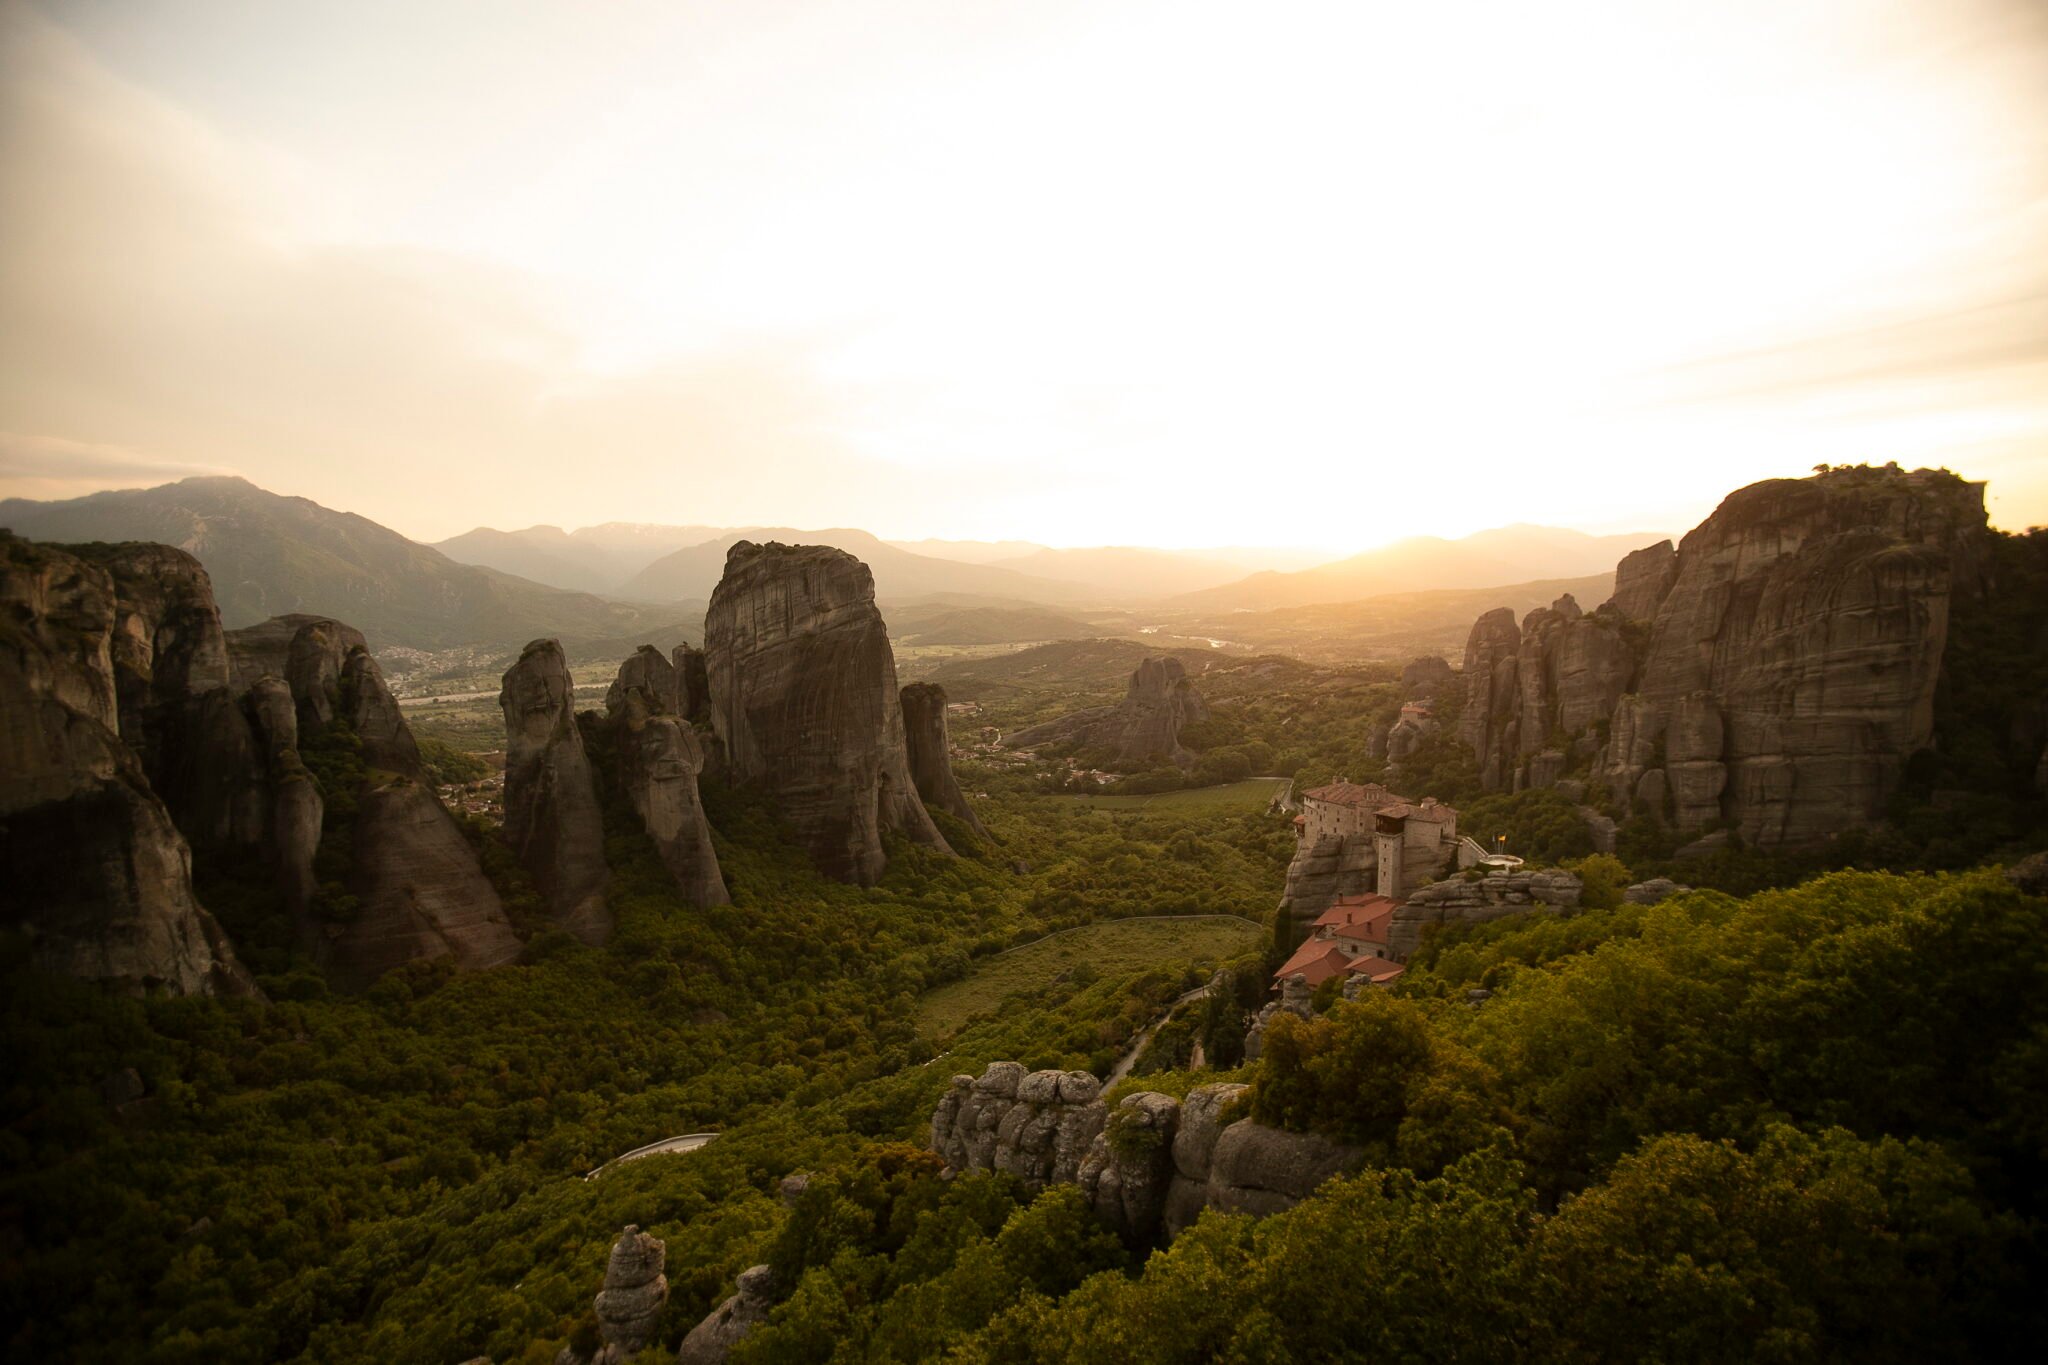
[675,1265,774,1365]
[606,644,677,717]
[900,681,987,837]
[703,541,948,884]
[500,640,612,944]
[613,683,728,906]
[592,1225,667,1365]
[672,644,710,723]
[0,533,256,996]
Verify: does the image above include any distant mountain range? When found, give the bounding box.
[0,477,686,651]
[1,476,1668,656]
[1168,525,1668,610]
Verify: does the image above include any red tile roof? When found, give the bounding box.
[1345,954,1406,983]
[1375,800,1458,824]
[1273,939,1353,989]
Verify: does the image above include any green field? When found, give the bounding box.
[1057,777,1289,813]
[916,915,1263,1036]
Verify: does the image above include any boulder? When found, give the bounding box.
[500,640,612,943]
[1386,869,1582,960]
[1204,1121,1364,1217]
[703,541,949,884]
[900,682,987,837]
[1624,877,1691,905]
[675,1265,774,1365]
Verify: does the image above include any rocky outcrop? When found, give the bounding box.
[1624,877,1691,905]
[932,1064,1359,1247]
[593,1226,667,1365]
[675,1265,774,1365]
[1244,973,1314,1061]
[1609,540,1678,621]
[672,645,710,723]
[612,684,729,907]
[2007,853,2048,899]
[703,541,948,884]
[899,682,987,837]
[1454,468,1991,849]
[0,534,256,996]
[1385,704,1438,763]
[500,640,612,943]
[1400,655,1455,698]
[1006,657,1210,770]
[606,645,677,718]
[1278,835,1375,926]
[334,779,521,988]
[1385,869,1582,960]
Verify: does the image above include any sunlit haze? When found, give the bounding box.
[2,0,2044,548]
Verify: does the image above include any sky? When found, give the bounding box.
[1,0,2045,549]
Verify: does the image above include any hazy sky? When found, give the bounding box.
[2,0,2045,548]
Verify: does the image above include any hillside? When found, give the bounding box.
[984,545,1252,598]
[887,599,1101,646]
[432,522,726,594]
[621,527,1086,604]
[0,477,677,650]
[1176,525,1665,610]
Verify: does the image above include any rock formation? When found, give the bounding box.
[1385,869,1582,961]
[1452,467,1992,849]
[931,1063,1361,1247]
[606,644,677,718]
[0,534,256,996]
[592,1225,667,1365]
[1006,657,1210,770]
[1624,877,1691,905]
[610,681,729,907]
[1400,655,1455,698]
[500,640,612,943]
[899,682,987,837]
[672,644,710,723]
[1244,973,1314,1061]
[703,541,948,884]
[675,1265,775,1365]
[1385,703,1438,763]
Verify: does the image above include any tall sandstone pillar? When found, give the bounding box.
[500,639,612,944]
[703,541,950,884]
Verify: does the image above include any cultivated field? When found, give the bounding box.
[916,915,1263,1037]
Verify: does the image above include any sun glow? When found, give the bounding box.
[3,0,2045,544]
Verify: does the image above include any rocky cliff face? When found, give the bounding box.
[1453,468,1990,848]
[703,541,948,884]
[1385,868,1582,960]
[0,534,256,996]
[674,1265,774,1365]
[593,1225,667,1365]
[1005,656,1211,770]
[500,640,612,944]
[672,644,710,723]
[608,672,728,907]
[931,1062,1362,1247]
[899,682,987,837]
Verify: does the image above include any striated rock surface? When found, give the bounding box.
[1608,540,1679,621]
[592,1225,667,1365]
[703,541,948,884]
[612,683,729,907]
[1386,869,1582,961]
[334,780,521,989]
[1385,703,1438,763]
[1277,834,1377,925]
[933,1064,1360,1246]
[899,682,987,837]
[1602,467,1988,846]
[0,534,256,996]
[500,640,612,943]
[675,1265,775,1365]
[1624,877,1691,905]
[1007,657,1210,770]
[1457,608,1524,790]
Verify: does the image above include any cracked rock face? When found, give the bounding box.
[592,1225,667,1365]
[703,541,948,884]
[500,640,612,944]
[932,1065,1360,1247]
[611,680,729,907]
[899,682,987,837]
[0,534,256,996]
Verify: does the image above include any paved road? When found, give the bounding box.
[584,1131,719,1180]
[1105,983,1213,1086]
